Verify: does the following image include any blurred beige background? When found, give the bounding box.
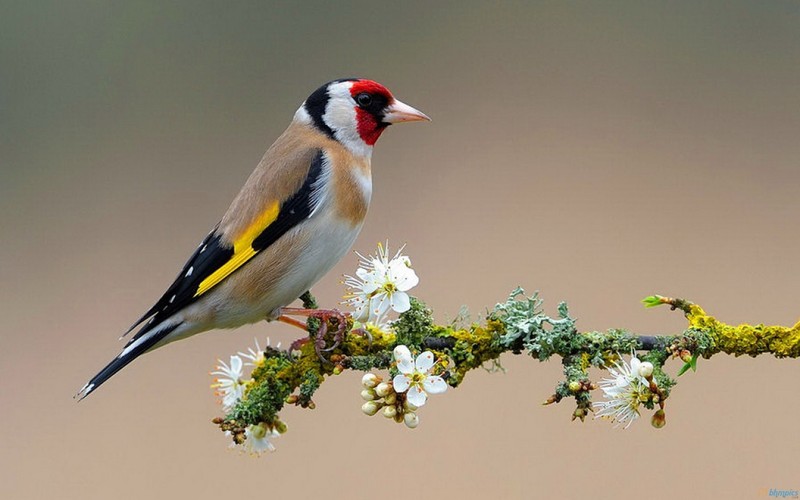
[2,1,799,499]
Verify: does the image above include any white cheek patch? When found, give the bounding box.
[323,81,373,158]
[294,104,312,124]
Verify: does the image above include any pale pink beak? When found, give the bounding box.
[383,99,431,124]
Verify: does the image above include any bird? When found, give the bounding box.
[77,78,430,399]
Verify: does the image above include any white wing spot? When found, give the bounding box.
[185,266,193,277]
[200,245,207,253]
[308,153,333,217]
[169,295,176,304]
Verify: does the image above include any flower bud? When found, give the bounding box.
[274,420,288,434]
[383,392,397,405]
[651,409,666,428]
[542,395,559,406]
[233,431,245,445]
[568,381,582,393]
[403,400,418,412]
[680,350,693,363]
[361,373,381,388]
[404,412,419,429]
[382,405,397,419]
[362,401,382,416]
[638,361,654,378]
[361,389,377,401]
[375,382,393,398]
[249,423,267,440]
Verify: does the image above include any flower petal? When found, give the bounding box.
[354,267,381,291]
[407,385,427,407]
[393,344,412,362]
[415,351,435,373]
[630,357,641,376]
[371,294,391,318]
[372,258,388,276]
[392,374,411,393]
[388,259,419,291]
[422,375,447,394]
[393,345,414,374]
[229,355,243,375]
[394,268,419,292]
[389,291,411,313]
[345,294,369,321]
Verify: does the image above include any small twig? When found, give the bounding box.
[637,335,664,350]
[423,337,456,349]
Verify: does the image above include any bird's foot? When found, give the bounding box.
[278,307,350,363]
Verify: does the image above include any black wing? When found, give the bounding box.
[124,149,326,343]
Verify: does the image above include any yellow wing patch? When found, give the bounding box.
[194,201,280,297]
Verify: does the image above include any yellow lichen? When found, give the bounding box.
[686,304,800,358]
[579,352,591,371]
[445,325,504,386]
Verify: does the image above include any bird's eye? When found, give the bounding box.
[356,93,373,107]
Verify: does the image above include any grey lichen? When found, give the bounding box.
[392,297,435,350]
[492,287,579,359]
[215,288,800,444]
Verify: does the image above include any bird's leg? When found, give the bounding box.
[278,307,350,362]
[277,315,308,330]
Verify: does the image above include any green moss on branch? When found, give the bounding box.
[216,290,800,438]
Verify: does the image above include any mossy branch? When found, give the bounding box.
[214,289,800,444]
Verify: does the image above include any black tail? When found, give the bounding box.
[76,322,181,400]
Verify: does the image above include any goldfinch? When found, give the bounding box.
[77,78,429,399]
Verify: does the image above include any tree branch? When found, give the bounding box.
[212,289,800,450]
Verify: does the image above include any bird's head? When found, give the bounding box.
[296,78,430,158]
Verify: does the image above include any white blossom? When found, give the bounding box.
[239,337,281,368]
[343,242,419,327]
[241,424,280,456]
[593,354,654,429]
[391,345,447,408]
[210,355,248,411]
